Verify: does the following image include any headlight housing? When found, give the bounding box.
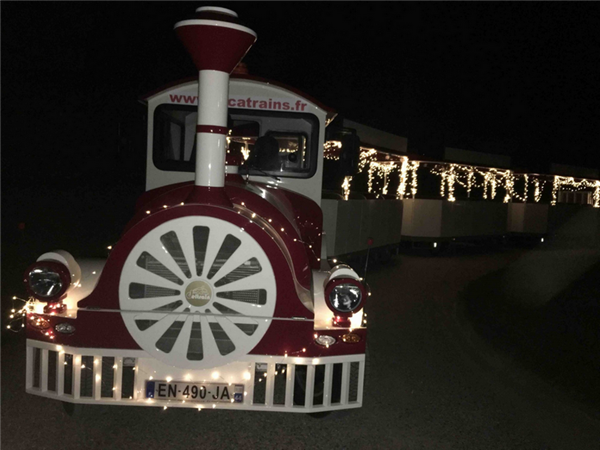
[24,261,71,302]
[324,277,366,316]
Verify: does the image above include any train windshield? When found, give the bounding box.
[153,104,319,178]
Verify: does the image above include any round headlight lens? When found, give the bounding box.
[328,283,362,313]
[28,267,64,298]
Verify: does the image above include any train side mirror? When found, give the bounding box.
[340,134,361,176]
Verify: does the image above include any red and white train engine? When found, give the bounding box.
[23,7,368,414]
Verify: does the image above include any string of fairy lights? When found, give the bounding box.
[552,176,600,207]
[323,142,600,208]
[6,296,34,332]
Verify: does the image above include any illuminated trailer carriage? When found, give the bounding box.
[23,7,368,414]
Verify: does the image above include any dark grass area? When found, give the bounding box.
[463,252,600,413]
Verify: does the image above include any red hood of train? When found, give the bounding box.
[127,176,323,290]
[61,176,323,351]
[48,192,324,353]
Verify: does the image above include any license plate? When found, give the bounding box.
[146,380,244,403]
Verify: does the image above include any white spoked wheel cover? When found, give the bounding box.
[119,216,276,369]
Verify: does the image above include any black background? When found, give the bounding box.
[3,2,600,189]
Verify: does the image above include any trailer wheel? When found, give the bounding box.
[119,216,277,369]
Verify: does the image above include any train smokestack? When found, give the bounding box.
[175,7,256,204]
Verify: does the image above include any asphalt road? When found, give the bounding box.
[2,248,599,450]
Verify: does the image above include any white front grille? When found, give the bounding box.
[26,339,365,413]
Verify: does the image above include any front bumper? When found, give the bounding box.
[26,339,365,413]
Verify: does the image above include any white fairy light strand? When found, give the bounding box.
[335,146,598,208]
[323,140,342,160]
[409,161,419,197]
[533,178,546,203]
[342,176,352,200]
[397,157,409,199]
[551,176,600,207]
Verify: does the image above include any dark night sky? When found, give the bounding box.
[2,2,599,187]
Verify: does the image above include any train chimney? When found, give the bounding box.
[175,7,257,204]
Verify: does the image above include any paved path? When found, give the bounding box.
[2,249,599,449]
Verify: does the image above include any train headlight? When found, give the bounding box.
[324,278,366,315]
[24,261,71,302]
[329,284,362,312]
